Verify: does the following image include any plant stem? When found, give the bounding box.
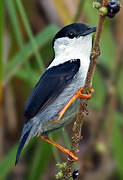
[62,1,109,179]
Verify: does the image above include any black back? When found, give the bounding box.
[24,59,80,122]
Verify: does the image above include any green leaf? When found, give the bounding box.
[15,68,39,87]
[6,0,33,77]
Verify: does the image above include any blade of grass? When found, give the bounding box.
[49,134,61,162]
[0,144,18,179]
[0,133,60,180]
[3,25,59,85]
[6,0,24,49]
[6,0,35,84]
[27,141,53,180]
[27,130,61,180]
[15,68,38,87]
[15,0,45,71]
[61,128,71,149]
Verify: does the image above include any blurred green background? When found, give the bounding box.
[0,0,123,179]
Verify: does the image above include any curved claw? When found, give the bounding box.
[78,87,94,99]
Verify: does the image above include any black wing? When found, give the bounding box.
[24,59,80,122]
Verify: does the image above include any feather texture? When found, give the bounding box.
[24,59,80,122]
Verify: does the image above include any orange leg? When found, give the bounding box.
[53,87,94,123]
[40,134,78,161]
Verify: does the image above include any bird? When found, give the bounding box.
[15,23,96,165]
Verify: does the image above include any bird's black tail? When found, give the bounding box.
[15,129,30,165]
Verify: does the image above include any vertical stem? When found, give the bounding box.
[62,2,107,179]
[84,15,105,90]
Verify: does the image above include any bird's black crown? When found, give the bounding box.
[52,23,96,46]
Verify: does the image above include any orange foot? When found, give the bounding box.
[40,134,78,161]
[53,87,94,123]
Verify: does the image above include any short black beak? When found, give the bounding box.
[79,26,96,37]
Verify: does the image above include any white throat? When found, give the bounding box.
[48,34,92,70]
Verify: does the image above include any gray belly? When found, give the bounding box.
[42,98,80,133]
[30,70,85,135]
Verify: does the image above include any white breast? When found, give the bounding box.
[48,34,92,78]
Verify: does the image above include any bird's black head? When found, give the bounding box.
[53,23,96,46]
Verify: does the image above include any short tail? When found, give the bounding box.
[15,129,30,165]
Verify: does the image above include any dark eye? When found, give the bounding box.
[87,26,91,30]
[68,31,75,39]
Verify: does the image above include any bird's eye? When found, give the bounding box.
[87,26,91,30]
[68,31,75,39]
